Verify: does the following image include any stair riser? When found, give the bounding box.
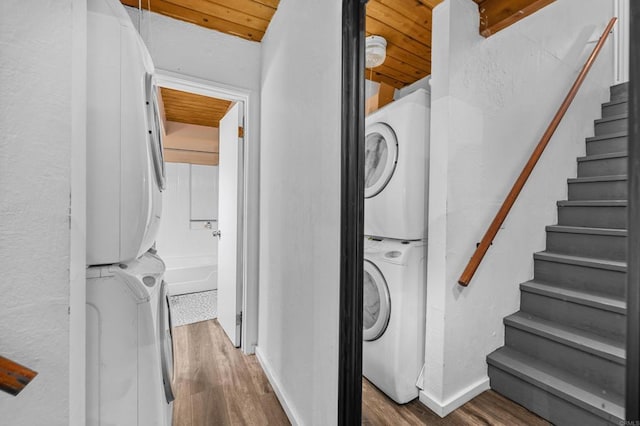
[520,292,626,342]
[602,102,628,117]
[488,366,621,425]
[578,157,627,177]
[610,83,629,102]
[546,231,626,261]
[505,327,624,395]
[595,118,628,136]
[534,259,625,299]
[568,180,627,201]
[557,205,626,229]
[586,136,627,156]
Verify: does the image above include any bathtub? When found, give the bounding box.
[163,255,217,296]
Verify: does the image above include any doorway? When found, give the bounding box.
[154,70,256,352]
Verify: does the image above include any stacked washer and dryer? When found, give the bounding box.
[85,1,174,425]
[363,88,430,404]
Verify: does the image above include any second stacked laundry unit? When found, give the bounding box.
[362,88,431,404]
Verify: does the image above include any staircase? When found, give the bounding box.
[487,82,628,425]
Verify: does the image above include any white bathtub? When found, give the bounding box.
[163,256,217,296]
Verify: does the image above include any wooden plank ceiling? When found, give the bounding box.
[474,0,556,37]
[160,87,231,128]
[123,0,554,89]
[366,0,555,89]
[121,0,279,42]
[160,87,229,166]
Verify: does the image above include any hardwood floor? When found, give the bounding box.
[172,320,549,425]
[171,320,290,425]
[362,379,550,425]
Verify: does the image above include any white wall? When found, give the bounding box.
[257,0,342,424]
[126,6,262,351]
[421,0,615,416]
[0,1,85,424]
[156,163,218,262]
[614,0,630,83]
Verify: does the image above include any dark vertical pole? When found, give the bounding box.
[628,2,640,422]
[339,0,366,424]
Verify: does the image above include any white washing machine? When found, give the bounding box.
[87,0,165,266]
[86,251,174,426]
[364,89,430,241]
[362,237,426,404]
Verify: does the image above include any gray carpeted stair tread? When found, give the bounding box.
[488,347,624,422]
[520,280,625,312]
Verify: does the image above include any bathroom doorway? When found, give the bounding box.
[154,70,256,352]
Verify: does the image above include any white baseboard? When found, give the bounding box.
[419,376,490,418]
[255,347,302,426]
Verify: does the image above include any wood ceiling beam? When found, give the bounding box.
[416,0,444,9]
[476,0,556,37]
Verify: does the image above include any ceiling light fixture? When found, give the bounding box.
[366,35,387,68]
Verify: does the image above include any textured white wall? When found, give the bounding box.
[126,6,263,351]
[0,1,78,424]
[422,0,615,415]
[257,0,342,424]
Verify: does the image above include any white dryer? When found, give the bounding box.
[364,89,430,241]
[87,0,165,266]
[362,237,426,404]
[86,251,174,426]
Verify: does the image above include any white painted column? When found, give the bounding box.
[613,0,630,83]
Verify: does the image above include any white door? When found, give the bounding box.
[216,101,243,347]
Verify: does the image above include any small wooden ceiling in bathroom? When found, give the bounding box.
[122,0,554,90]
[160,87,230,166]
[160,87,231,128]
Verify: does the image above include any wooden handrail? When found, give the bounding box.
[458,17,618,287]
[0,355,37,396]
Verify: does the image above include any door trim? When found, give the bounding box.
[338,0,367,424]
[154,69,255,354]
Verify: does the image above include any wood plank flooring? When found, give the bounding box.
[172,320,550,425]
[172,320,290,425]
[362,379,550,425]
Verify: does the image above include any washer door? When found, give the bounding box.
[364,122,398,198]
[145,73,166,191]
[363,259,391,341]
[159,280,175,403]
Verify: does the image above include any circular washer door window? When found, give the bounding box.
[363,259,391,341]
[364,122,398,198]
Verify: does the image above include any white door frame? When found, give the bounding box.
[155,69,255,353]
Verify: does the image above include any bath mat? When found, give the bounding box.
[169,290,217,327]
